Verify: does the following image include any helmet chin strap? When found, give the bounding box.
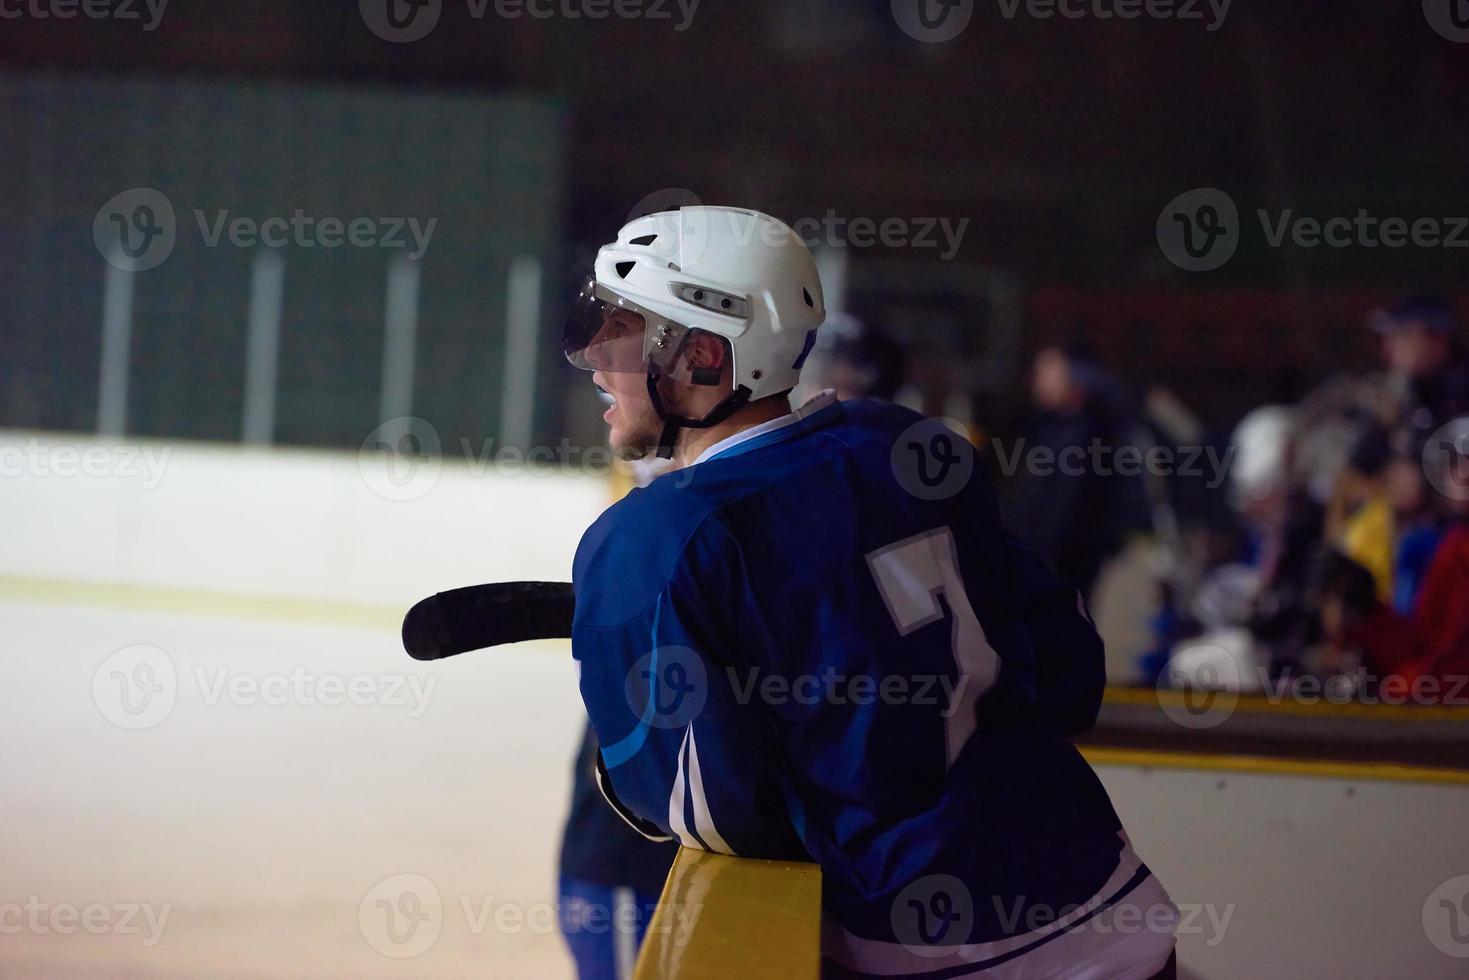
[646,373,752,460]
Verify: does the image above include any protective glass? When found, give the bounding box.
[562,277,691,375]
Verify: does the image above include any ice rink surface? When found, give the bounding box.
[6,436,1469,979]
[1,598,585,979]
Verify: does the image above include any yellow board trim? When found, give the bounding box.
[0,573,402,631]
[1082,746,1469,786]
[635,848,821,980]
[1104,684,1469,721]
[6,573,1468,734]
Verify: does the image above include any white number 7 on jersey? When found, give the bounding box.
[866,527,1000,769]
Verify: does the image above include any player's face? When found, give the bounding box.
[587,309,664,460]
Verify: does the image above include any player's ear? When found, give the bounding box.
[682,331,730,386]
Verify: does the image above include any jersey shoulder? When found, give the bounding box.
[571,398,928,628]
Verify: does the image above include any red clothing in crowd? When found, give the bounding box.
[1349,523,1469,702]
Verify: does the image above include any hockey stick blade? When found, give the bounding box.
[402,581,575,660]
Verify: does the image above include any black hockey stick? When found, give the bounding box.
[402,581,575,660]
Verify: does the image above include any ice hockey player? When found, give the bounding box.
[562,205,1179,978]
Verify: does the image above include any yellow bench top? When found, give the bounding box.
[634,848,822,980]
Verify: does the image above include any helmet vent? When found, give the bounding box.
[615,261,636,279]
[629,234,657,246]
[803,287,816,308]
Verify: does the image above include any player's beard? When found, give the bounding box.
[604,384,665,462]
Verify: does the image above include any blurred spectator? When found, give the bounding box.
[1386,427,1446,615]
[1370,292,1469,431]
[1326,424,1395,604]
[895,340,976,431]
[798,313,905,402]
[1004,343,1148,596]
[1322,443,1469,702]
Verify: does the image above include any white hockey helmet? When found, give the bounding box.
[563,206,827,414]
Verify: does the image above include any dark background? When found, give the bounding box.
[2,0,1466,442]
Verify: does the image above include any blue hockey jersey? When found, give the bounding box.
[572,393,1176,978]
